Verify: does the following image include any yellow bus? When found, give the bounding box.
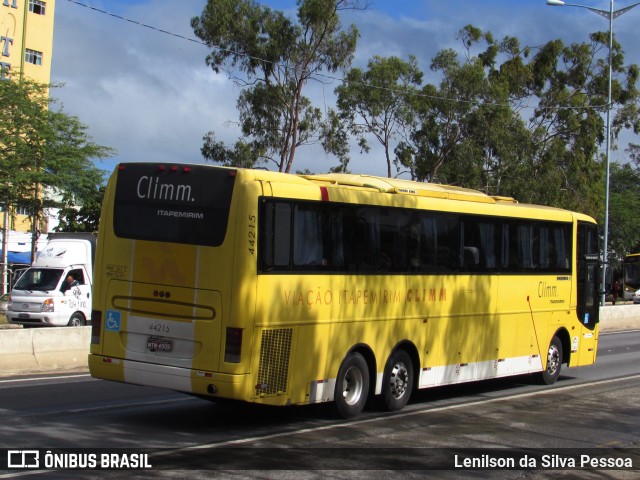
[622,252,640,300]
[89,164,600,418]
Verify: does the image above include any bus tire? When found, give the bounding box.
[536,335,562,385]
[334,352,369,419]
[382,349,414,412]
[67,313,85,327]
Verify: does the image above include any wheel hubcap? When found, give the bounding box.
[547,345,560,375]
[389,362,409,399]
[342,366,364,406]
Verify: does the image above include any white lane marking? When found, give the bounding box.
[1,374,639,478]
[155,373,640,454]
[0,374,92,384]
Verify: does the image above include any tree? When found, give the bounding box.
[0,77,113,255]
[392,25,638,220]
[395,40,491,183]
[192,0,362,173]
[608,152,640,266]
[55,186,105,233]
[334,55,422,178]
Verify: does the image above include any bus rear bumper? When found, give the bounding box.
[88,354,247,400]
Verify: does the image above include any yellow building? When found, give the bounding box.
[1,0,55,82]
[1,0,56,233]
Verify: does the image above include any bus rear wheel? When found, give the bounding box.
[536,335,563,385]
[382,349,413,412]
[334,352,369,419]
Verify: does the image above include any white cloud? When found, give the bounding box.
[51,0,640,178]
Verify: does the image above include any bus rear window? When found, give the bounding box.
[113,164,236,246]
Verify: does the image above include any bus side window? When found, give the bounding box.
[435,214,460,272]
[263,201,291,270]
[293,205,324,267]
[378,210,410,272]
[461,217,497,271]
[348,214,375,272]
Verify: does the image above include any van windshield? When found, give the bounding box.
[14,268,64,292]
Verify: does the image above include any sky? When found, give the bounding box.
[50,0,640,180]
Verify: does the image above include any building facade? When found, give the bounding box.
[1,0,56,236]
[1,0,56,83]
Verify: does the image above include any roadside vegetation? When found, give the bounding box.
[191,1,640,265]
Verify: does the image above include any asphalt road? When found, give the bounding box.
[0,330,639,479]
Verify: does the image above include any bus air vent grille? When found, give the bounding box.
[256,328,293,395]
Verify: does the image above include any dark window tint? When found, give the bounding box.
[410,213,460,272]
[260,198,573,275]
[577,222,599,329]
[113,164,235,246]
[502,221,571,273]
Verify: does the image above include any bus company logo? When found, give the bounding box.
[8,450,40,469]
[538,281,558,298]
[136,176,195,202]
[157,209,204,220]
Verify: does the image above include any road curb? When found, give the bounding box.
[0,306,638,377]
[0,326,90,376]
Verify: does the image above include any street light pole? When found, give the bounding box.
[546,0,640,305]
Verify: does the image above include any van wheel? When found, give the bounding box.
[334,352,369,419]
[382,349,414,412]
[535,336,562,385]
[67,313,85,327]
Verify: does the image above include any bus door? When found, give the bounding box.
[575,221,599,365]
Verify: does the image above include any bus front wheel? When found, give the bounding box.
[334,352,369,419]
[382,349,414,412]
[536,336,563,385]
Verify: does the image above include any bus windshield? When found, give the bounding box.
[113,163,236,246]
[623,255,640,291]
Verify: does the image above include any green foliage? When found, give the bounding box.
[192,0,362,172]
[321,108,350,172]
[608,146,640,263]
[335,55,422,177]
[201,132,263,168]
[191,11,640,259]
[384,25,638,222]
[0,77,113,232]
[55,186,105,233]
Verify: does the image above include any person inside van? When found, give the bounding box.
[61,274,79,293]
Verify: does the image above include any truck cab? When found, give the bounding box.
[7,235,95,327]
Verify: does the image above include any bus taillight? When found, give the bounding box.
[91,310,102,344]
[224,327,243,363]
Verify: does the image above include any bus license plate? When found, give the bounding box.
[147,338,173,352]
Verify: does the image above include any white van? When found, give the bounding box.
[7,233,96,327]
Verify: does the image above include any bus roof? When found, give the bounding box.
[230,168,594,221]
[301,173,506,204]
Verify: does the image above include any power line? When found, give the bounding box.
[63,0,607,113]
[65,0,205,46]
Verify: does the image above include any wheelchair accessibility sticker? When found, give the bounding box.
[105,310,121,332]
